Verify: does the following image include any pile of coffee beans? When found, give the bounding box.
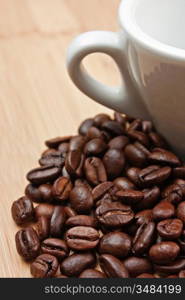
[11,112,185,278]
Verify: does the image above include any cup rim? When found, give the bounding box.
[119,0,185,61]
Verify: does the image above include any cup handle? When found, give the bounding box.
[67,31,150,118]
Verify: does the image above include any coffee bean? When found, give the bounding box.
[35,204,54,219]
[84,157,107,185]
[70,186,93,213]
[78,118,94,135]
[65,150,85,178]
[154,259,185,275]
[101,121,125,136]
[152,201,175,221]
[64,207,77,218]
[61,253,96,277]
[173,166,185,179]
[84,138,107,156]
[136,186,160,210]
[15,227,40,260]
[92,181,114,202]
[41,238,69,260]
[86,127,102,140]
[127,130,149,147]
[149,149,180,166]
[66,215,97,228]
[128,119,142,131]
[27,166,61,185]
[45,136,72,148]
[11,196,35,225]
[114,177,136,190]
[50,206,66,237]
[94,114,111,127]
[58,142,69,154]
[157,219,183,239]
[103,149,125,179]
[108,136,129,150]
[99,232,131,258]
[139,165,171,187]
[149,242,180,264]
[100,254,129,278]
[135,209,153,226]
[177,201,185,224]
[39,151,65,168]
[79,269,106,278]
[35,216,50,240]
[25,184,53,203]
[162,183,184,204]
[126,167,141,186]
[114,112,127,126]
[31,254,58,278]
[124,143,148,167]
[148,132,166,148]
[132,222,156,255]
[116,189,144,205]
[66,226,99,251]
[52,177,73,201]
[123,257,153,277]
[69,135,86,151]
[96,201,134,228]
[74,178,92,191]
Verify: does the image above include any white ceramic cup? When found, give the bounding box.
[67,0,185,157]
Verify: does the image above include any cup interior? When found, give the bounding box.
[133,0,185,50]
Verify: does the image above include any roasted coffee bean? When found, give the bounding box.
[123,257,153,277]
[79,269,106,278]
[69,136,86,151]
[135,209,153,226]
[154,259,185,275]
[45,136,72,148]
[152,201,175,221]
[116,190,144,205]
[103,149,125,179]
[148,132,166,148]
[142,121,153,133]
[94,114,111,127]
[136,186,160,210]
[108,136,129,150]
[100,254,129,278]
[66,215,97,228]
[65,150,85,178]
[66,226,99,251]
[61,253,96,277]
[114,112,127,126]
[84,157,107,185]
[114,177,136,190]
[126,167,141,186]
[31,254,58,278]
[52,177,72,201]
[101,121,125,136]
[27,166,61,185]
[92,181,114,202]
[162,183,185,204]
[127,130,149,147]
[25,184,52,203]
[35,216,50,240]
[149,241,180,264]
[139,165,171,187]
[177,201,185,224]
[70,186,93,213]
[137,273,155,278]
[86,127,102,140]
[173,166,185,179]
[96,201,134,228]
[149,149,180,166]
[78,118,94,135]
[157,219,183,239]
[15,227,40,260]
[11,196,35,225]
[84,138,107,156]
[64,207,77,218]
[99,232,131,258]
[58,142,69,154]
[42,148,58,157]
[41,238,69,260]
[132,222,156,255]
[39,151,65,167]
[50,206,66,237]
[75,178,92,191]
[35,204,54,219]
[128,119,142,131]
[124,143,148,167]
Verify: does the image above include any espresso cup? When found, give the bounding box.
[67,0,185,157]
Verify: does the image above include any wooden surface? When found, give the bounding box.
[0,0,120,277]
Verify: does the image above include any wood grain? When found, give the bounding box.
[0,0,120,277]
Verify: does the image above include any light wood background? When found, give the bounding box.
[0,0,120,277]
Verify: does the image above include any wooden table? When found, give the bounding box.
[0,0,120,277]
